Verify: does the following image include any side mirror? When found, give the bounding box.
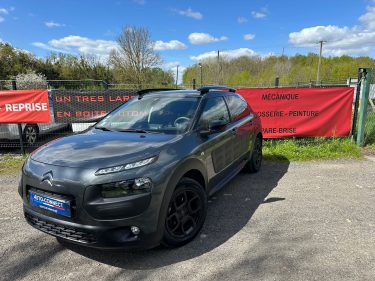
[209,120,227,131]
[200,119,227,137]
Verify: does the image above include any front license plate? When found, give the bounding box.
[29,191,71,217]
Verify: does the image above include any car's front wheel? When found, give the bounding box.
[162,177,207,248]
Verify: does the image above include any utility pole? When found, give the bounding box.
[316,40,326,85]
[175,65,179,88]
[198,63,203,87]
[217,50,220,85]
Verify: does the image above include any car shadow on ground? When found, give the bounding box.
[62,158,290,269]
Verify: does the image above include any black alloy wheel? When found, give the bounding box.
[162,178,207,248]
[23,125,39,146]
[244,136,262,173]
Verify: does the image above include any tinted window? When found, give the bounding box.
[198,97,230,130]
[97,96,199,134]
[225,94,249,121]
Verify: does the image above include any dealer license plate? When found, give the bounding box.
[29,191,71,217]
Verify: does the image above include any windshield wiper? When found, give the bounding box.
[114,128,150,133]
[95,126,112,131]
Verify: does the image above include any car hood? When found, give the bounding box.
[30,129,180,169]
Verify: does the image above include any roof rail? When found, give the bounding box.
[137,88,176,99]
[197,86,236,95]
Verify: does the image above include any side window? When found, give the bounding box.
[198,97,230,129]
[225,94,249,122]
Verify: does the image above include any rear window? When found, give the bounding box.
[225,94,250,121]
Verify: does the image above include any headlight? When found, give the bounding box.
[100,177,152,198]
[95,156,157,176]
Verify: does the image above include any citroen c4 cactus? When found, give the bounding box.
[20,86,262,249]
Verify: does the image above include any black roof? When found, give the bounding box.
[138,86,237,99]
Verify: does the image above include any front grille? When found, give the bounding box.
[25,213,96,244]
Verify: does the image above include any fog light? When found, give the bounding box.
[133,177,152,189]
[131,226,140,235]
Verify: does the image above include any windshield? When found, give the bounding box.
[96,95,200,134]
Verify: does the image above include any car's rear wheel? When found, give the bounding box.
[23,125,39,146]
[243,135,262,173]
[162,178,207,248]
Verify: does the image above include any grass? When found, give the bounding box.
[366,143,375,152]
[364,111,375,145]
[0,154,27,175]
[263,138,362,161]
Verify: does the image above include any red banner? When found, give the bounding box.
[0,90,51,123]
[237,87,354,138]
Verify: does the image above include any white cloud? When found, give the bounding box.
[188,33,228,45]
[0,38,4,43]
[0,7,14,22]
[49,36,117,55]
[176,8,202,20]
[244,34,255,41]
[32,42,72,54]
[0,8,9,14]
[251,11,267,19]
[190,48,257,61]
[237,17,248,24]
[154,40,187,51]
[45,21,66,28]
[289,3,375,56]
[359,4,375,30]
[33,35,118,59]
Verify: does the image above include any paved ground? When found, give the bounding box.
[0,159,374,281]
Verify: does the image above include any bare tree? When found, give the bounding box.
[110,26,161,87]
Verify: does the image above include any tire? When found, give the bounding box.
[64,124,73,133]
[243,135,262,173]
[162,177,207,248]
[23,125,39,146]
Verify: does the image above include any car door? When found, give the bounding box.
[196,96,234,188]
[224,94,255,162]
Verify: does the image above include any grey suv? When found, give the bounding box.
[20,86,262,249]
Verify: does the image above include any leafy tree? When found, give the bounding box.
[14,71,47,90]
[110,26,162,87]
[183,54,375,87]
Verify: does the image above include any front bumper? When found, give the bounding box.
[20,159,169,249]
[23,207,160,249]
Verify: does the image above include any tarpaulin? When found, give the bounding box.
[51,90,138,123]
[0,90,51,123]
[237,87,354,138]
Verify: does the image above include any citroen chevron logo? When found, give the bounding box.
[41,171,53,187]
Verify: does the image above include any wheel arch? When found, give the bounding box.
[155,157,208,241]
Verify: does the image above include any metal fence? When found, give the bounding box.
[0,78,364,154]
[364,70,375,145]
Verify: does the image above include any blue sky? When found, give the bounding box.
[0,0,374,77]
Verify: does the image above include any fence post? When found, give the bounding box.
[12,79,26,155]
[275,76,280,88]
[192,79,196,90]
[351,68,363,140]
[102,80,109,90]
[356,68,371,147]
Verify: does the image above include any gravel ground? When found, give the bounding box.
[0,158,374,281]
